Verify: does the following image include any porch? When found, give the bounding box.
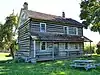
[30,40,84,61]
[31,32,92,61]
[36,50,82,61]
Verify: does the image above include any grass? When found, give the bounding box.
[0,53,100,75]
[0,53,12,61]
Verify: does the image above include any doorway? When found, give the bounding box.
[53,43,59,56]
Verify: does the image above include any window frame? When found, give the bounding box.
[64,43,68,49]
[63,26,78,35]
[68,27,78,35]
[40,42,47,51]
[74,44,79,49]
[40,23,46,32]
[63,26,68,34]
[69,43,79,50]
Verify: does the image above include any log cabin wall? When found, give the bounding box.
[30,21,83,36]
[17,20,30,58]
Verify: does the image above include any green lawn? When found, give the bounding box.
[0,53,12,61]
[0,53,100,75]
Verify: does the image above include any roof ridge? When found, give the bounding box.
[27,9,62,18]
[23,9,84,26]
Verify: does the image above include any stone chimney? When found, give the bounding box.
[62,12,65,18]
[23,2,28,10]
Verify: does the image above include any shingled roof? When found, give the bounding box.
[31,32,92,42]
[23,10,84,27]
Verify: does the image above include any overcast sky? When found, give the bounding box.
[0,0,100,44]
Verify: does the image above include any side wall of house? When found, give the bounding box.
[15,20,31,59]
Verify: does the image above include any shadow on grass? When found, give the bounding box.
[0,59,12,63]
[0,56,100,75]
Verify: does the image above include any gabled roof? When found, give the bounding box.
[23,10,84,27]
[31,32,92,42]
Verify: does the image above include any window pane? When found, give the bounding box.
[74,44,78,49]
[69,27,76,35]
[65,43,68,49]
[41,42,45,50]
[69,43,78,49]
[64,27,67,34]
[47,43,53,48]
[40,23,46,32]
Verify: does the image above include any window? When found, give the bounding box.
[64,26,78,35]
[74,44,78,49]
[20,12,27,25]
[40,23,46,32]
[70,44,78,49]
[21,12,27,22]
[69,27,76,35]
[64,26,68,34]
[47,43,53,48]
[41,42,46,50]
[65,43,68,49]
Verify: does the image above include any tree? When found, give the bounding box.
[0,12,18,58]
[0,23,5,50]
[80,0,100,33]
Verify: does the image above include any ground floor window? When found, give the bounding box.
[40,42,46,50]
[65,43,68,49]
[75,44,78,49]
[69,43,79,49]
[47,43,53,48]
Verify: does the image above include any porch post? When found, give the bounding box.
[52,43,54,60]
[34,40,36,58]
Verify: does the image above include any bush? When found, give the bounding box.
[84,44,96,54]
[14,57,25,63]
[96,48,100,54]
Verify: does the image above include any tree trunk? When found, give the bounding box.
[10,45,14,59]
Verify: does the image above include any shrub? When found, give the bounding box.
[96,48,100,54]
[14,57,25,63]
[84,44,96,54]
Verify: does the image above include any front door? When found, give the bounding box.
[54,43,59,56]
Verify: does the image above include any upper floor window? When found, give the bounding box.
[64,26,78,35]
[40,23,46,32]
[64,26,68,34]
[21,12,27,22]
[69,27,77,35]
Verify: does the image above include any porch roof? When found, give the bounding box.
[31,32,92,42]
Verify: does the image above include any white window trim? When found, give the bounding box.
[76,27,78,35]
[63,26,78,35]
[40,23,46,32]
[63,26,68,34]
[40,42,47,51]
[68,27,77,35]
